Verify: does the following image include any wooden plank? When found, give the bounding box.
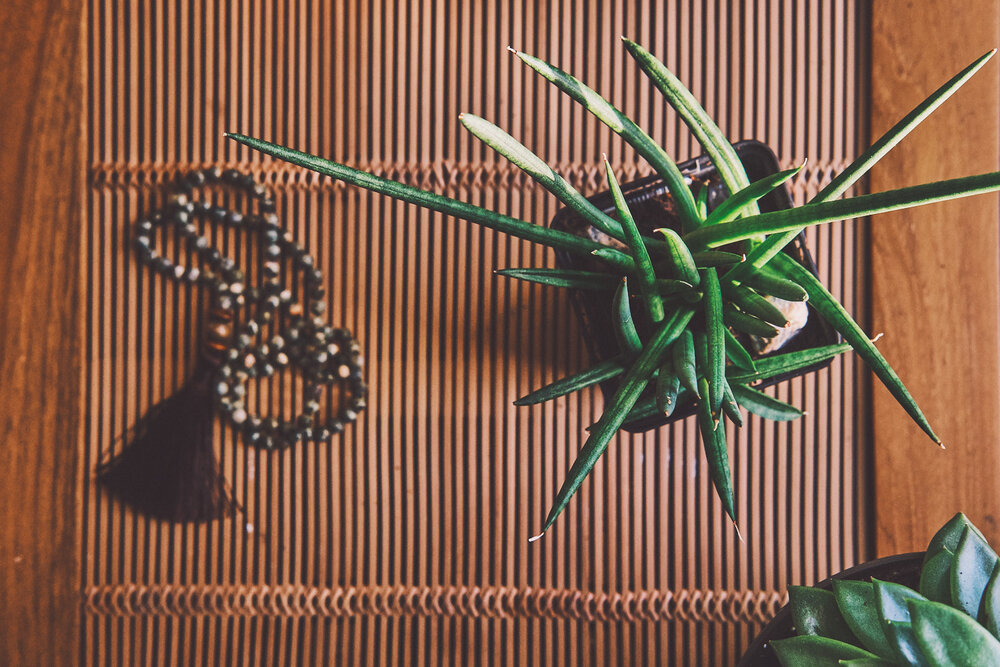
[870,2,1000,555]
[0,0,85,664]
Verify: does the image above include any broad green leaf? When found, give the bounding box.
[514,358,625,406]
[771,636,883,667]
[727,49,996,282]
[621,37,754,216]
[920,548,956,604]
[980,563,1000,640]
[788,585,858,644]
[224,134,629,268]
[684,171,1000,249]
[925,514,989,566]
[952,527,998,617]
[874,578,929,624]
[731,384,803,421]
[885,621,931,667]
[704,165,802,227]
[606,159,663,322]
[513,49,700,230]
[833,580,895,659]
[533,308,694,537]
[496,268,619,290]
[771,253,939,444]
[909,599,1000,667]
[726,341,852,385]
[874,579,931,666]
[460,113,625,240]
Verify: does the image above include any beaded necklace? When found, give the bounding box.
[133,167,367,448]
[100,168,366,521]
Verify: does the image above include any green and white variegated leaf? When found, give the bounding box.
[621,37,754,215]
[513,48,700,230]
[729,49,996,280]
[460,113,626,240]
[224,133,632,269]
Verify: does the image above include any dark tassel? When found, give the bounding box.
[98,309,238,522]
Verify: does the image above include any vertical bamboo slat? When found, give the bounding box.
[80,1,870,664]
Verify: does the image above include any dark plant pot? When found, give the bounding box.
[549,140,838,432]
[736,552,924,667]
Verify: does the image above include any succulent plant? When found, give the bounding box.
[227,39,1000,538]
[775,513,1000,666]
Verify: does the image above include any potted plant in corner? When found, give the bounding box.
[226,39,1000,540]
[739,513,1000,666]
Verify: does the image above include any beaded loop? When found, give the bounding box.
[132,168,366,449]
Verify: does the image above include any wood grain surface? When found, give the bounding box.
[870,2,1000,555]
[0,1,878,664]
[77,3,871,664]
[0,1,85,665]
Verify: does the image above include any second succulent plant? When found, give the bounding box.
[775,513,1000,666]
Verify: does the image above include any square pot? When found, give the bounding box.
[549,140,838,432]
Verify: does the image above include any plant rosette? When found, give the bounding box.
[549,140,837,432]
[227,39,1000,539]
[741,513,1000,667]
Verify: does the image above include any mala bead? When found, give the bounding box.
[136,168,367,450]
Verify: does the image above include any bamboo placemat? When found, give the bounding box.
[82,1,870,664]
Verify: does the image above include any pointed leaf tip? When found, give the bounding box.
[733,521,745,544]
[506,45,517,54]
[528,532,545,543]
